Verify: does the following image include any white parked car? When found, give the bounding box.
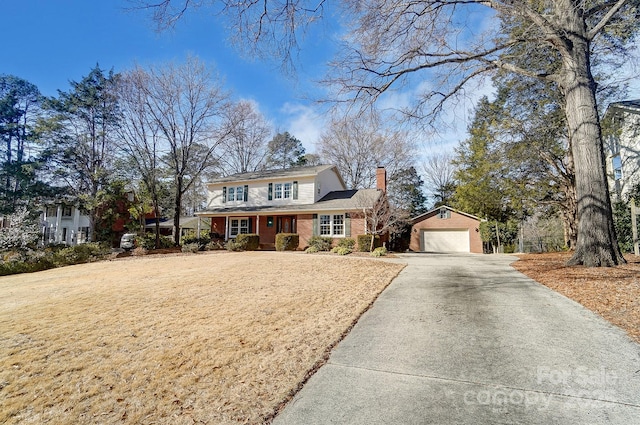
[120,233,136,250]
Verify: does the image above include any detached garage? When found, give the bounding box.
[410,206,483,253]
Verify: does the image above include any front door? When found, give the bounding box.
[277,216,296,233]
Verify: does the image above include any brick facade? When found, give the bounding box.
[208,212,370,250]
[410,208,483,253]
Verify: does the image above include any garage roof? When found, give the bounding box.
[411,205,482,223]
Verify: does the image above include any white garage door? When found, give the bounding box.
[421,230,470,253]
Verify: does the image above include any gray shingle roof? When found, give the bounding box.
[208,164,338,184]
[197,189,382,216]
[609,100,640,114]
[411,205,482,223]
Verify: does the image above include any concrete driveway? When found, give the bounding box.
[272,253,640,424]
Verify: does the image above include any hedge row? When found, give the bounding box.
[0,243,112,276]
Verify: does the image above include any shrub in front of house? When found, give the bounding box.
[371,246,388,257]
[357,234,382,252]
[53,243,111,267]
[181,243,200,254]
[305,246,319,254]
[276,233,299,251]
[181,230,212,249]
[205,240,225,251]
[0,250,54,276]
[136,234,174,250]
[131,246,147,256]
[307,236,333,251]
[0,243,112,276]
[337,238,356,250]
[331,246,352,255]
[225,239,244,251]
[236,234,260,251]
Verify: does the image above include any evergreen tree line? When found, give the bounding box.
[430,68,637,254]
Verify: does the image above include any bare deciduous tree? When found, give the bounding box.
[116,68,166,247]
[318,111,414,189]
[217,100,272,175]
[422,152,457,207]
[355,190,408,251]
[136,56,229,245]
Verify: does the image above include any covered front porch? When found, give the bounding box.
[206,214,313,249]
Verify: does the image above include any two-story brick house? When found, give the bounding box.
[196,165,385,249]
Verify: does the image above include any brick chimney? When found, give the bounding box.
[376,166,387,192]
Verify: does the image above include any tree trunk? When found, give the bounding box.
[154,202,161,249]
[173,177,183,246]
[557,134,578,249]
[560,20,624,266]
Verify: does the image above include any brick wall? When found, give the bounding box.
[410,209,482,253]
[297,214,314,248]
[210,217,225,238]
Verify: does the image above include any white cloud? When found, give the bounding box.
[278,102,327,153]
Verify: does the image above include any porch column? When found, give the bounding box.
[55,205,62,243]
[256,216,260,236]
[72,207,80,245]
[225,216,229,241]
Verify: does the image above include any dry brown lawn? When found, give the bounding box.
[513,252,640,344]
[0,251,404,424]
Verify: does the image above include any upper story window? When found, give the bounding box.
[223,185,248,203]
[269,181,298,201]
[62,206,73,217]
[439,208,451,219]
[284,183,292,198]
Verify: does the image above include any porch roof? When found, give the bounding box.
[196,189,381,217]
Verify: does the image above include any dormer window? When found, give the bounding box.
[439,207,450,219]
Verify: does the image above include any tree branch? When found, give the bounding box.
[588,0,629,40]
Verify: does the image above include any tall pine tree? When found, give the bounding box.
[44,65,120,242]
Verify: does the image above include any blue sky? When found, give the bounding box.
[1,0,338,152]
[4,1,636,159]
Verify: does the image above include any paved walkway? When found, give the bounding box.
[272,254,640,424]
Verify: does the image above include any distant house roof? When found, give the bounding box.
[145,216,210,229]
[196,189,381,216]
[208,165,342,185]
[607,100,640,114]
[411,205,482,223]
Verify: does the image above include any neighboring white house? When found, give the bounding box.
[41,202,91,245]
[604,100,640,201]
